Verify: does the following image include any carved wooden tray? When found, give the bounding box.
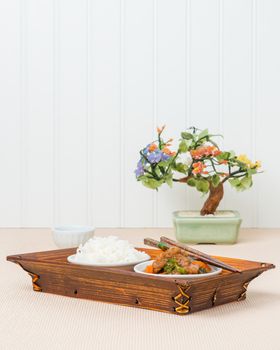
[7,248,275,315]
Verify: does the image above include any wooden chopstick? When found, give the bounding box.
[160,236,241,273]
[144,236,241,273]
[144,238,170,251]
[145,236,220,269]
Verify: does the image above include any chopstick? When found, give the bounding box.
[144,238,170,251]
[160,236,241,273]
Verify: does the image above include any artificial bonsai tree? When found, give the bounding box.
[135,126,261,215]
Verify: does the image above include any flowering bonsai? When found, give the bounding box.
[135,126,261,215]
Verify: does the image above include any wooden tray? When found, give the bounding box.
[7,248,275,315]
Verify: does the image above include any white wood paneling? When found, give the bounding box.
[123,0,155,227]
[189,0,220,128]
[0,0,279,228]
[222,0,255,227]
[256,0,280,227]
[24,0,53,226]
[156,0,188,226]
[90,0,121,227]
[0,0,21,226]
[56,0,88,225]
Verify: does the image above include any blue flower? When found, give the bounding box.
[147,150,162,163]
[147,150,171,163]
[161,153,171,161]
[135,160,144,177]
[143,145,150,155]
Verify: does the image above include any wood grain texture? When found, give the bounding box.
[7,248,274,315]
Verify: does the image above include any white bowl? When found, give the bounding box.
[52,226,95,248]
[134,260,222,279]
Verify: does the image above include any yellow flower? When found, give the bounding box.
[254,160,261,169]
[237,154,253,167]
[237,154,261,169]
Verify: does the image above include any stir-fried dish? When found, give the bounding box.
[145,247,211,275]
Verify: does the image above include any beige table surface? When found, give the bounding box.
[1,228,279,350]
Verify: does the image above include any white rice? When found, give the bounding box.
[73,236,150,264]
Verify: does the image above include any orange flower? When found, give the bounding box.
[156,125,166,134]
[219,160,228,164]
[191,146,221,159]
[213,149,222,157]
[190,149,200,159]
[192,161,207,175]
[192,168,200,174]
[148,143,158,152]
[162,147,176,156]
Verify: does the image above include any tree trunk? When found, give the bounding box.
[200,183,224,215]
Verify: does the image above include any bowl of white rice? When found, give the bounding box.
[67,236,151,267]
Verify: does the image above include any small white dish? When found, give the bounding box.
[67,254,151,267]
[52,226,95,248]
[134,260,222,279]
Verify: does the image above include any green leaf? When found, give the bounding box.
[181,132,193,140]
[208,133,223,139]
[212,174,220,187]
[158,157,173,168]
[195,179,210,193]
[173,162,187,174]
[187,178,196,187]
[141,177,163,190]
[155,167,162,177]
[197,129,209,140]
[228,178,245,191]
[216,151,231,160]
[229,178,240,187]
[179,140,188,152]
[235,159,245,166]
[241,176,252,189]
[247,168,257,175]
[165,174,173,188]
[158,165,165,175]
[228,150,235,159]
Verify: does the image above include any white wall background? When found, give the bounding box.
[0,0,279,228]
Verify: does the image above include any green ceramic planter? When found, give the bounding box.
[173,210,242,244]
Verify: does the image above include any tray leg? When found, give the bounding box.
[237,272,263,301]
[237,281,250,301]
[174,285,191,314]
[16,262,42,292]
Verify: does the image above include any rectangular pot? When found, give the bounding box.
[173,210,242,244]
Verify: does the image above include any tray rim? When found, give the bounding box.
[6,247,275,286]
